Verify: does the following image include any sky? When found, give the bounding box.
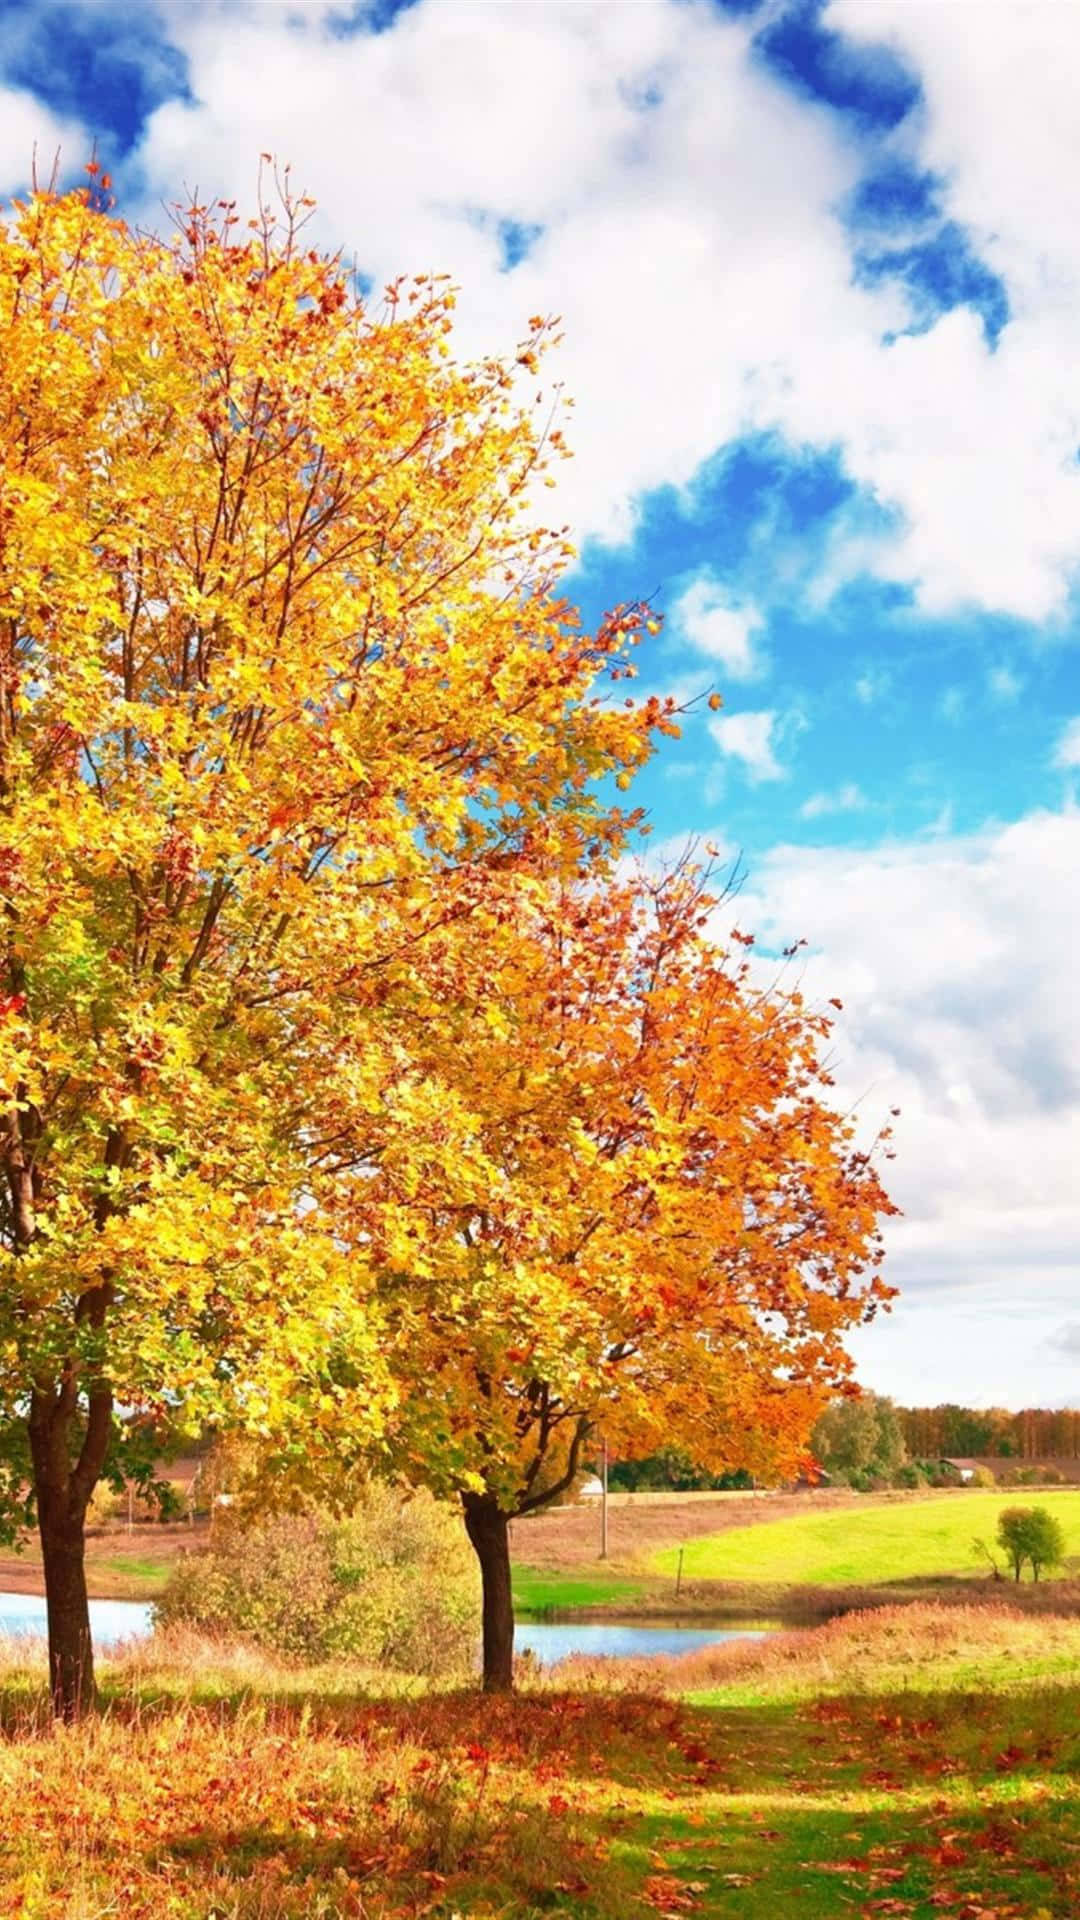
[3,0,1079,1411]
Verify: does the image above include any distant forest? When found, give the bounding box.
[896,1405,1080,1460]
[605,1404,1080,1494]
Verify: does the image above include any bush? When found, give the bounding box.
[894,1462,927,1489]
[969,1464,996,1488]
[156,1484,479,1676]
[86,1482,122,1528]
[915,1459,957,1488]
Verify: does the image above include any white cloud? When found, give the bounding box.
[726,805,1080,1402]
[1054,716,1080,768]
[799,782,864,819]
[707,708,784,782]
[121,0,1080,622]
[0,86,85,192]
[671,576,766,680]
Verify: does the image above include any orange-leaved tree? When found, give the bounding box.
[0,173,661,1714]
[316,854,897,1690]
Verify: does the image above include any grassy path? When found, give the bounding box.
[0,1604,1077,1915]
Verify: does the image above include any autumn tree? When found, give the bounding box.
[311,855,897,1690]
[0,174,660,1715]
[811,1391,906,1486]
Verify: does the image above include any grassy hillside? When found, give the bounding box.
[1,1606,1078,1916]
[652,1488,1080,1585]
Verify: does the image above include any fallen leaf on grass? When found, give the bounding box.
[642,1874,701,1912]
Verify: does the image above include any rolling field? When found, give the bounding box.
[651,1489,1080,1585]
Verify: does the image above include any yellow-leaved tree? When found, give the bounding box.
[307,853,897,1690]
[0,174,660,1715]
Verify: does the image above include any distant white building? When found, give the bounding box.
[943,1458,978,1482]
[577,1476,604,1498]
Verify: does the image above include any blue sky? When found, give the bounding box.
[3,0,1080,1409]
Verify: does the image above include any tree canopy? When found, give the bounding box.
[1,173,897,1710]
[297,853,897,1685]
[0,177,662,1711]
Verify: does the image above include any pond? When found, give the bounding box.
[0,1593,152,1647]
[515,1621,771,1664]
[0,1594,772,1667]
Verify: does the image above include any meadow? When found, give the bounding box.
[649,1488,1080,1587]
[1,1603,1078,1917]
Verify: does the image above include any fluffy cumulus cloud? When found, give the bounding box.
[91,0,1080,624]
[0,83,84,190]
[708,708,785,782]
[5,0,1080,618]
[671,575,767,680]
[726,805,1080,1403]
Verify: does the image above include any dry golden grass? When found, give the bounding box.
[0,1628,687,1918]
[0,1521,206,1599]
[547,1600,1080,1700]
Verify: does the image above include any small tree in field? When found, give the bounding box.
[1024,1507,1066,1580]
[997,1505,1066,1582]
[0,175,659,1715]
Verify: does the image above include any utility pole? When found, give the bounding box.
[600,1434,609,1560]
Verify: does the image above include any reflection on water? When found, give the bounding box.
[0,1592,152,1646]
[0,1593,773,1669]
[514,1620,772,1664]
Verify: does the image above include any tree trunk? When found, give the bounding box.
[28,1378,111,1719]
[462,1491,514,1693]
[37,1496,95,1719]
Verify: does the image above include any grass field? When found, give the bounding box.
[1,1604,1077,1916]
[651,1488,1080,1586]
[512,1568,644,1614]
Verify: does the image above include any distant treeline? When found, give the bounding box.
[897,1405,1080,1461]
[605,1451,754,1493]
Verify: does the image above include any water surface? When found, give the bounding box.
[0,1593,771,1667]
[515,1620,771,1664]
[0,1592,152,1646]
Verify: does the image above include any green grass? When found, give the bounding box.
[98,1553,173,1591]
[512,1565,644,1613]
[1,1604,1078,1915]
[603,1606,1080,1917]
[653,1488,1080,1585]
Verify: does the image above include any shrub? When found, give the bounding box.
[157,1484,479,1676]
[86,1482,122,1528]
[894,1462,927,1489]
[969,1464,996,1488]
[916,1459,957,1488]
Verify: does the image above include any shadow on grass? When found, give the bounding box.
[92,1684,1080,1916]
[3,1654,1079,1916]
